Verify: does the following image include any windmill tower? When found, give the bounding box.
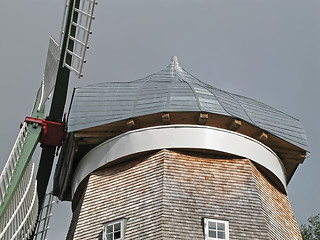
[53,56,309,239]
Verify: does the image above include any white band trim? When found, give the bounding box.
[72,125,286,197]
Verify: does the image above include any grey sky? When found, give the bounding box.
[0,0,319,239]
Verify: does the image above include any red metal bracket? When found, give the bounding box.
[25,117,67,147]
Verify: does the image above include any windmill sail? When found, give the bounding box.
[35,0,96,221]
[0,88,44,239]
[63,0,97,78]
[0,0,96,238]
[38,36,60,112]
[34,192,55,240]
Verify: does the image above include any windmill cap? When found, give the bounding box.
[68,57,309,152]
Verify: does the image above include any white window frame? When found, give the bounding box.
[103,218,126,240]
[204,218,229,240]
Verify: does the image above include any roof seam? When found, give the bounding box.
[226,93,258,126]
[174,63,203,112]
[199,85,234,118]
[232,93,300,121]
[165,63,176,109]
[131,75,153,117]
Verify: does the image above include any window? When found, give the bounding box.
[103,218,126,240]
[204,218,229,240]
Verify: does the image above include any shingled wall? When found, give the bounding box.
[252,162,302,239]
[70,149,301,240]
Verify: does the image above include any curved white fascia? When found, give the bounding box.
[72,125,286,197]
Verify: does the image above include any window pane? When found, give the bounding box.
[217,223,225,231]
[114,223,121,231]
[107,233,113,240]
[218,231,225,239]
[208,221,216,230]
[209,230,216,238]
[114,231,121,239]
[107,225,113,233]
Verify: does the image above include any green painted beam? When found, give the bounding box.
[36,0,80,213]
[47,0,78,123]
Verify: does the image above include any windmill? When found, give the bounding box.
[0,1,312,240]
[0,0,97,239]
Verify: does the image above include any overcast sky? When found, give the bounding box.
[0,0,319,239]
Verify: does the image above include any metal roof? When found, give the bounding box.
[68,56,309,151]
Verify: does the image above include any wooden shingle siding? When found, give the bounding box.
[251,163,302,239]
[161,151,269,239]
[71,149,301,239]
[72,151,165,239]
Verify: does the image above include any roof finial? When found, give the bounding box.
[171,56,179,65]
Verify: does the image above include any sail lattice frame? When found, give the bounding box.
[63,0,97,78]
[0,88,44,240]
[0,160,38,240]
[34,192,55,240]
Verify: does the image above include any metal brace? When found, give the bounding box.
[24,117,67,147]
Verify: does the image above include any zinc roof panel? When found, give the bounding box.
[134,108,165,116]
[69,114,129,127]
[73,96,135,103]
[169,101,199,107]
[135,102,167,109]
[253,119,306,136]
[69,107,133,117]
[170,96,196,101]
[168,106,199,111]
[71,101,133,109]
[247,112,302,130]
[135,98,167,105]
[236,99,295,120]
